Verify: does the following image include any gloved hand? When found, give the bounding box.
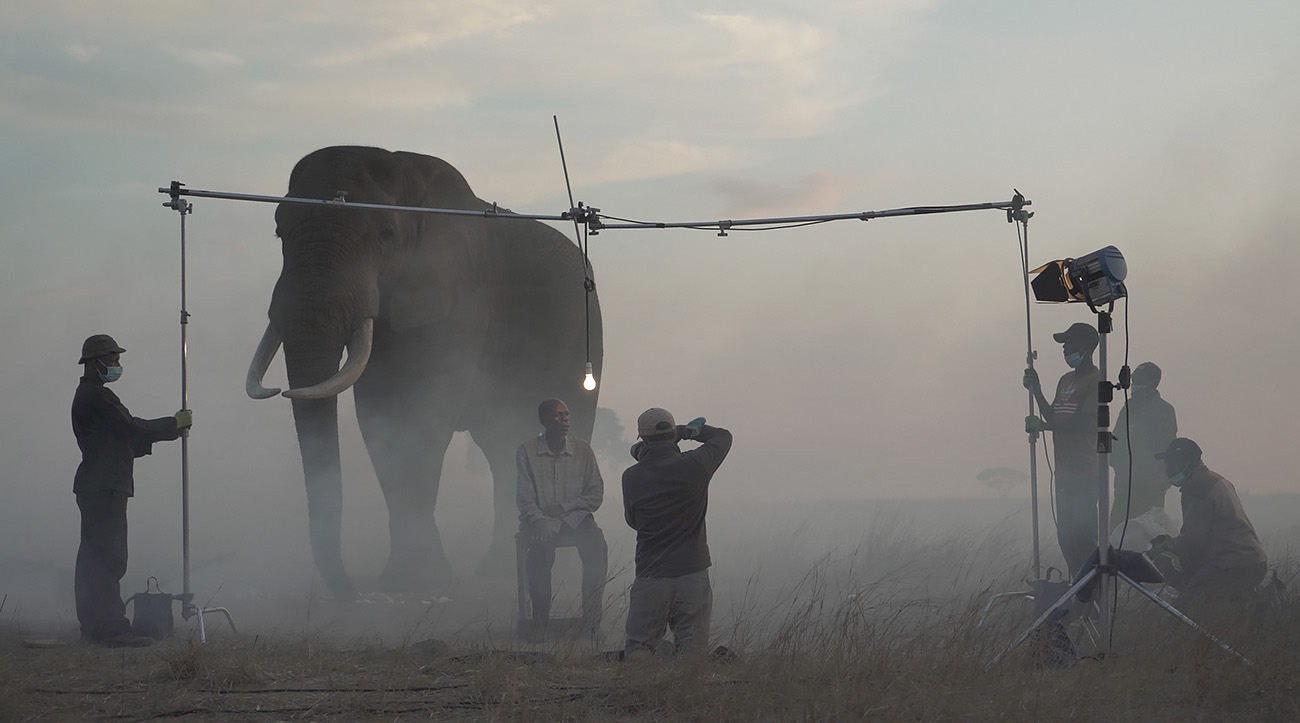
[1148,534,1173,552]
[541,504,564,518]
[1148,537,1183,575]
[174,409,193,429]
[1024,415,1044,434]
[675,417,706,441]
[1022,368,1040,392]
[533,517,562,542]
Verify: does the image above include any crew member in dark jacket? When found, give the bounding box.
[622,408,732,657]
[1109,361,1178,525]
[71,334,191,647]
[1149,438,1267,610]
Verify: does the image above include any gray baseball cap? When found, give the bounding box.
[1052,322,1098,346]
[79,334,125,364]
[637,408,676,437]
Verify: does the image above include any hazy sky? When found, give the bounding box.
[2,2,1297,583]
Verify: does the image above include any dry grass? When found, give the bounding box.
[4,574,1298,721]
[5,516,1297,721]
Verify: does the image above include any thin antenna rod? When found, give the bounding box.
[554,116,584,245]
[553,116,596,389]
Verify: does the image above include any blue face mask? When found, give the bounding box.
[1166,458,1197,487]
[99,364,123,383]
[1064,352,1084,368]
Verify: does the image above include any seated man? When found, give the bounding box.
[515,398,607,640]
[1148,438,1268,612]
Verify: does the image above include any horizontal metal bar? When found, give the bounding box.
[599,199,1029,230]
[159,185,571,222]
[161,183,1027,234]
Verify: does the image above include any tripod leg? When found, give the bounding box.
[986,569,1097,669]
[202,606,239,635]
[978,590,1035,629]
[1115,572,1252,667]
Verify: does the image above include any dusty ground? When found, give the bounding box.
[4,580,1299,722]
[6,497,1299,721]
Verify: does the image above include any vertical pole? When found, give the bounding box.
[1016,212,1041,579]
[177,199,193,601]
[1095,311,1113,649]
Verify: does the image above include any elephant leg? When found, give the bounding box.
[470,422,538,578]
[358,411,456,592]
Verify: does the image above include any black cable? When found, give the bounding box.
[1116,295,1134,550]
[683,220,835,232]
[1108,295,1132,651]
[596,212,836,233]
[583,221,593,371]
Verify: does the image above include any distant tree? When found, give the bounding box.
[977,466,1029,495]
[590,407,632,462]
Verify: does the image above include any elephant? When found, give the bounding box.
[245,146,602,599]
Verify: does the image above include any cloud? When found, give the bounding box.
[299,3,547,68]
[65,43,99,62]
[584,139,756,186]
[164,47,244,71]
[710,172,850,216]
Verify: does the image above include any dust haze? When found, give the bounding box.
[2,3,1299,640]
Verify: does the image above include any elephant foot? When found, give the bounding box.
[318,564,358,601]
[476,538,517,580]
[377,560,452,594]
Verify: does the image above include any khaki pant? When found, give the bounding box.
[624,569,712,657]
[1176,561,1268,620]
[1055,472,1099,577]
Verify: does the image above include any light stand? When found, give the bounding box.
[978,196,1072,629]
[163,183,238,642]
[987,308,1251,667]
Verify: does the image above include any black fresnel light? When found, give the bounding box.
[1030,245,1127,308]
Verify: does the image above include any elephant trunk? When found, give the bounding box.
[282,319,374,400]
[282,340,355,599]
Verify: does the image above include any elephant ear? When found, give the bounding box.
[383,153,491,334]
[386,213,486,333]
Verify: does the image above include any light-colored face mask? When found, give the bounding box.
[99,363,123,383]
[1169,469,1189,488]
[1064,352,1084,368]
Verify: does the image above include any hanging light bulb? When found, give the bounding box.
[583,361,597,391]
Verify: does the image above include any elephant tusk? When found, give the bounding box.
[282,318,375,400]
[246,323,284,400]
